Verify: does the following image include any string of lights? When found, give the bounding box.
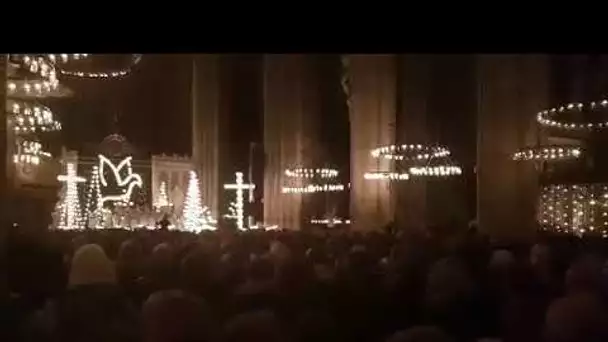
[223,172,255,230]
[12,139,51,165]
[59,54,142,79]
[409,165,463,177]
[56,163,86,230]
[370,144,450,161]
[538,184,608,238]
[364,172,410,180]
[536,100,608,130]
[284,168,338,179]
[310,218,351,225]
[282,184,345,194]
[98,155,143,207]
[6,53,78,168]
[513,145,582,161]
[83,166,103,228]
[7,100,61,133]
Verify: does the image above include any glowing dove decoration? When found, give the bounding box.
[98,154,143,207]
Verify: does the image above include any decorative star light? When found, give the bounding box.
[98,154,143,207]
[223,172,255,230]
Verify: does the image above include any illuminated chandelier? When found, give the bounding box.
[366,143,462,180]
[282,167,346,194]
[6,54,85,166]
[536,100,608,131]
[538,183,608,238]
[57,54,142,79]
[512,145,582,162]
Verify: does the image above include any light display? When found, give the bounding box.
[84,166,103,228]
[367,142,462,180]
[538,184,608,237]
[7,100,61,133]
[59,54,142,79]
[223,172,256,230]
[536,100,608,130]
[370,144,451,161]
[409,165,463,177]
[282,184,345,194]
[12,139,51,165]
[182,171,216,232]
[364,172,410,180]
[284,168,338,179]
[310,218,351,225]
[154,181,172,209]
[56,163,86,230]
[98,154,143,207]
[513,145,582,161]
[6,54,73,167]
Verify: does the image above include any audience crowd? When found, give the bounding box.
[4,223,608,342]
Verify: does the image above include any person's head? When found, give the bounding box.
[545,293,608,342]
[386,326,452,342]
[565,254,603,295]
[116,239,144,277]
[224,310,283,342]
[180,248,214,293]
[530,243,550,267]
[488,249,515,271]
[68,244,116,287]
[425,257,473,311]
[142,289,212,342]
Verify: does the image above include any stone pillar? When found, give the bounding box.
[0,54,7,259]
[477,55,548,241]
[347,55,397,232]
[394,55,431,232]
[263,55,322,230]
[426,55,477,229]
[191,55,224,219]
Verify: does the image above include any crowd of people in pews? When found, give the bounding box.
[3,223,608,342]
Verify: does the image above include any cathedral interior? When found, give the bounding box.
[3,54,608,240]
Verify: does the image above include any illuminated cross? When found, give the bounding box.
[223,172,255,230]
[57,162,86,229]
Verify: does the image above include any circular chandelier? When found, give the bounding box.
[284,167,338,179]
[310,218,351,225]
[370,143,450,161]
[12,140,51,166]
[536,100,608,130]
[6,100,61,133]
[366,142,462,180]
[6,54,83,166]
[364,171,410,180]
[58,54,142,79]
[513,145,582,161]
[282,184,345,194]
[409,165,462,177]
[282,166,346,194]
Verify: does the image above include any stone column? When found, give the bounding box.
[263,55,322,230]
[191,55,223,219]
[0,55,7,265]
[477,55,548,241]
[394,55,431,232]
[347,55,397,232]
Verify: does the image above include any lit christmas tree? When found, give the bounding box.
[83,165,103,228]
[56,162,85,230]
[155,181,172,208]
[181,170,216,232]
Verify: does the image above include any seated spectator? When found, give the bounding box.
[544,292,608,342]
[142,289,213,342]
[223,310,284,342]
[386,326,452,342]
[25,243,139,342]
